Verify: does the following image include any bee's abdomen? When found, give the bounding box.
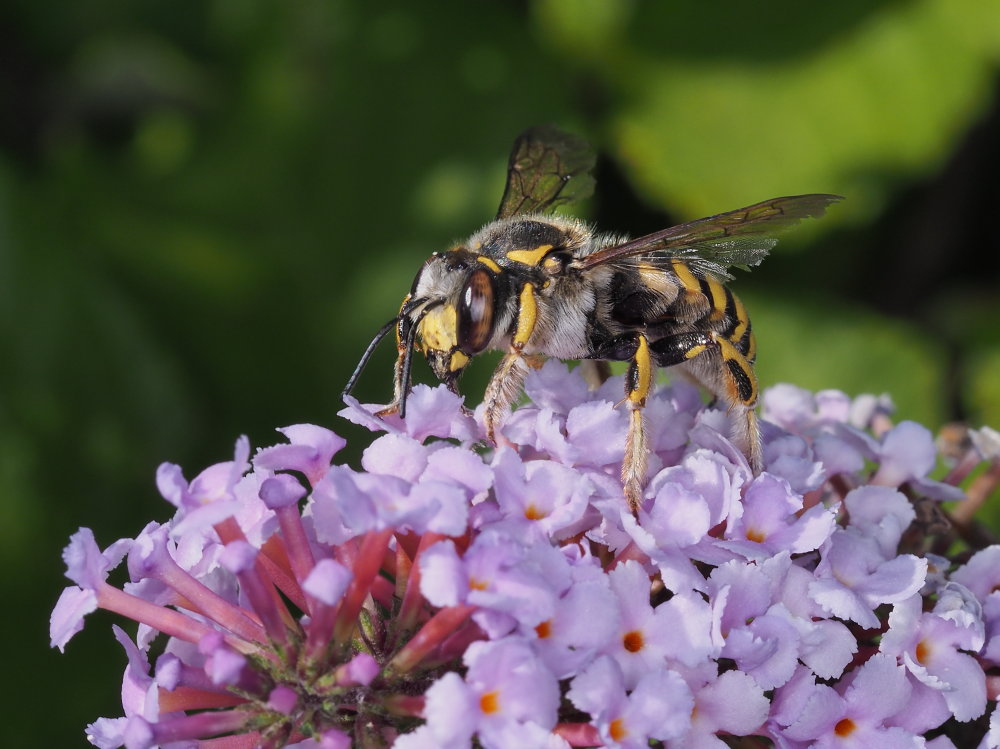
[667,260,756,362]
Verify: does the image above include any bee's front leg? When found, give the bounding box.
[483,282,539,444]
[483,353,531,444]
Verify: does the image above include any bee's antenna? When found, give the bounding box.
[399,325,417,419]
[343,317,398,398]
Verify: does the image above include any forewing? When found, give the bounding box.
[578,194,842,278]
[496,125,597,219]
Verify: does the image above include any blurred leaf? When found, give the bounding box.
[745,290,946,427]
[969,345,1000,430]
[536,0,1000,220]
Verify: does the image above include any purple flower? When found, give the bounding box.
[399,638,559,749]
[882,590,987,723]
[50,364,1000,747]
[772,654,922,747]
[567,655,693,747]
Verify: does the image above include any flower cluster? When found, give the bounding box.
[52,361,1000,748]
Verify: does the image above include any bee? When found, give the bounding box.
[345,125,841,510]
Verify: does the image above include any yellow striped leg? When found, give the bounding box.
[622,333,654,511]
[484,282,538,443]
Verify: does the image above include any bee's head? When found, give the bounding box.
[405,249,497,384]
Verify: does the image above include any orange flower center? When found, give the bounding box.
[480,690,500,714]
[745,527,766,543]
[524,504,547,520]
[535,620,552,639]
[915,639,931,665]
[834,718,856,737]
[623,630,644,652]
[609,717,628,741]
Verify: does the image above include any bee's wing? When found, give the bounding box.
[496,125,597,219]
[577,194,843,279]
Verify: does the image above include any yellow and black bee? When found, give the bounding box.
[345,126,841,509]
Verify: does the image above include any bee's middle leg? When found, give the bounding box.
[586,332,655,511]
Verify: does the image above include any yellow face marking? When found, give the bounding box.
[628,334,653,406]
[449,351,470,371]
[477,256,501,273]
[513,283,538,349]
[506,244,553,267]
[671,260,701,294]
[418,304,459,354]
[705,278,728,321]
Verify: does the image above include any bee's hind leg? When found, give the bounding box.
[622,334,655,512]
[650,331,762,474]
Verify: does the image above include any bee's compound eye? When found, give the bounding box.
[457,268,495,355]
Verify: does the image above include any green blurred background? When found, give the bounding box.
[5,0,999,743]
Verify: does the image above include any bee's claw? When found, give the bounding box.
[374,403,400,419]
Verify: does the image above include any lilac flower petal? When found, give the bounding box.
[254,424,345,484]
[418,541,466,607]
[813,431,866,476]
[909,647,986,722]
[809,578,882,629]
[399,384,476,442]
[873,421,937,487]
[156,462,188,508]
[844,485,915,552]
[343,653,379,687]
[407,480,469,536]
[886,674,951,735]
[422,446,493,497]
[844,653,912,723]
[857,554,928,605]
[565,401,627,466]
[628,667,695,742]
[523,360,590,414]
[361,433,429,482]
[258,474,307,509]
[337,395,401,435]
[723,614,800,689]
[420,671,477,746]
[62,527,115,589]
[50,586,98,651]
[778,681,843,741]
[951,545,1000,601]
[85,717,128,749]
[566,655,624,717]
[112,625,152,717]
[909,476,967,502]
[695,669,770,736]
[815,389,852,422]
[764,434,825,494]
[303,558,353,606]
